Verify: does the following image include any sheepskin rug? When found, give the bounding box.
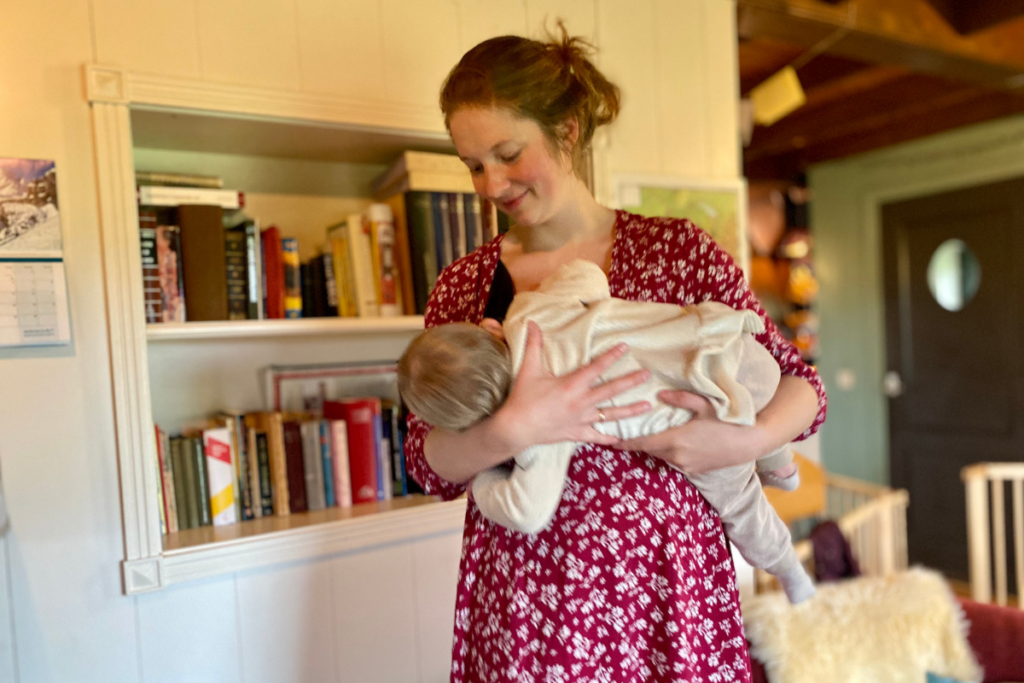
[743,568,982,683]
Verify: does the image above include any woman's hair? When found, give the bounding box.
[398,322,512,432]
[439,21,621,174]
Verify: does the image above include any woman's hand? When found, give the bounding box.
[492,321,652,453]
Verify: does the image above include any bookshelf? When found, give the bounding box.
[87,65,469,595]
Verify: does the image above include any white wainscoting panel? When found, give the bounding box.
[525,0,596,41]
[330,543,420,683]
[381,0,462,115]
[91,0,202,79]
[136,576,242,683]
[457,0,530,51]
[237,561,337,683]
[296,0,387,100]
[412,532,463,683]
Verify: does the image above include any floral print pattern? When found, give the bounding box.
[405,211,827,683]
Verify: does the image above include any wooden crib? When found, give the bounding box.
[961,462,1024,609]
[755,466,910,593]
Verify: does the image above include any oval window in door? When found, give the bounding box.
[927,239,981,311]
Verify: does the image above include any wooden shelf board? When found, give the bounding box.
[147,315,424,341]
[150,496,467,591]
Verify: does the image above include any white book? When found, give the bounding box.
[138,185,242,209]
[329,419,353,508]
[371,151,471,197]
[203,427,239,526]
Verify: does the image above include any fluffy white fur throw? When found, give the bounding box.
[743,568,982,683]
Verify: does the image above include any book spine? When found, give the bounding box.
[192,436,212,526]
[405,192,436,314]
[386,405,406,497]
[480,198,494,242]
[244,222,261,319]
[369,204,401,317]
[449,192,466,260]
[139,212,162,324]
[154,427,167,535]
[266,413,290,516]
[330,419,352,508]
[135,171,224,189]
[225,229,249,320]
[255,431,274,516]
[178,436,200,529]
[157,426,178,533]
[325,400,378,504]
[170,436,194,530]
[300,262,314,318]
[282,238,302,319]
[463,194,477,254]
[178,204,229,321]
[310,257,328,317]
[383,193,415,315]
[321,253,339,316]
[233,415,254,521]
[261,227,285,319]
[283,420,308,513]
[347,214,380,317]
[319,420,336,508]
[431,193,451,272]
[138,185,242,209]
[156,225,185,322]
[301,421,326,511]
[203,428,238,526]
[373,404,390,501]
[329,228,358,317]
[245,424,262,519]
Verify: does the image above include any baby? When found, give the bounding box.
[400,259,814,603]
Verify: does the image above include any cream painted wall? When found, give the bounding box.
[1,1,740,680]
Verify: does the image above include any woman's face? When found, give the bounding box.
[448,106,575,227]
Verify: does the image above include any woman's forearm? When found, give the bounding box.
[753,374,820,457]
[423,409,523,485]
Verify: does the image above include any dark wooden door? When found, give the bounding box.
[882,177,1024,582]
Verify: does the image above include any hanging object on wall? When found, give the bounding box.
[750,66,807,126]
[0,157,71,347]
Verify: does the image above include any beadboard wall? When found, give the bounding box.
[0,1,739,681]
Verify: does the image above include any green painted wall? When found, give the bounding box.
[810,114,1024,484]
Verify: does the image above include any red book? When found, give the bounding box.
[323,398,380,504]
[282,420,308,513]
[261,226,285,319]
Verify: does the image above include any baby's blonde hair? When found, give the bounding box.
[398,322,512,431]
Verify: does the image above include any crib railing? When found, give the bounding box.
[961,462,1024,609]
[756,474,909,593]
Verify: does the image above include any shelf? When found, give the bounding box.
[148,496,467,591]
[147,315,425,341]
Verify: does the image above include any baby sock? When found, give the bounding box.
[758,468,801,492]
[768,553,816,604]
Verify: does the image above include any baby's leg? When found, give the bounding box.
[689,463,815,604]
[470,441,577,534]
[755,446,800,491]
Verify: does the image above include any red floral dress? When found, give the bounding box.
[405,211,827,683]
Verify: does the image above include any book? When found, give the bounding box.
[371,151,473,199]
[382,193,416,315]
[346,213,380,317]
[136,171,224,189]
[139,210,162,323]
[404,191,437,315]
[368,203,401,317]
[191,435,212,526]
[245,412,288,515]
[321,253,339,317]
[203,427,238,526]
[246,425,273,517]
[282,238,302,318]
[328,419,352,508]
[431,193,452,272]
[155,224,185,322]
[139,185,242,209]
[154,428,167,534]
[319,420,336,508]
[246,220,263,319]
[178,204,229,321]
[261,226,285,319]
[170,436,195,530]
[300,420,326,511]
[463,194,478,254]
[218,411,252,521]
[300,262,314,318]
[156,426,178,534]
[375,408,391,501]
[327,223,357,317]
[308,257,329,317]
[448,192,466,261]
[282,419,308,513]
[224,227,249,320]
[324,399,380,504]
[382,402,407,497]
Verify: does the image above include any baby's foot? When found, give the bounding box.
[778,564,816,604]
[758,463,800,491]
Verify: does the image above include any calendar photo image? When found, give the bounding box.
[0,157,62,257]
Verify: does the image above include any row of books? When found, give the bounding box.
[137,152,510,323]
[155,398,420,534]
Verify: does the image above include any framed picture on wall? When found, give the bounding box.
[611,175,750,276]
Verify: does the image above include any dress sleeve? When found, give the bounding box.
[688,227,827,440]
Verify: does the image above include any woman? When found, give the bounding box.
[404,28,826,683]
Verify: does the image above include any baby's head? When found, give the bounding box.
[398,322,512,431]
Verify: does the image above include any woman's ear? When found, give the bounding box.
[557,117,580,169]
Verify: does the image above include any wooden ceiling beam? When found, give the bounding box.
[737,0,1024,91]
[925,0,1024,35]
